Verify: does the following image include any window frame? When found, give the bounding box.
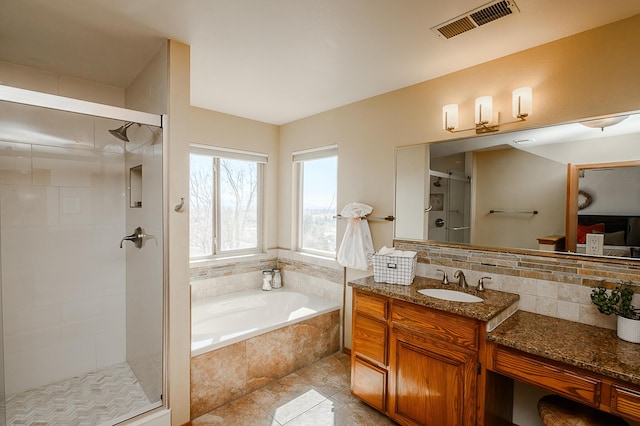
[189,145,266,260]
[293,145,338,257]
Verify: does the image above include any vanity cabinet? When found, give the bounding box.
[351,290,389,412]
[488,344,602,406]
[389,300,480,426]
[351,289,483,425]
[486,342,640,423]
[611,385,640,420]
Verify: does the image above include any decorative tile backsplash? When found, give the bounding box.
[189,249,344,304]
[395,240,640,287]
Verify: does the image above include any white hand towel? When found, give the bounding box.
[378,246,396,256]
[337,203,375,270]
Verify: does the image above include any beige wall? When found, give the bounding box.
[0,60,124,106]
[278,13,640,256]
[473,148,566,250]
[190,107,280,249]
[166,40,191,426]
[278,14,640,350]
[125,41,169,115]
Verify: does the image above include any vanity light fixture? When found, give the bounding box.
[443,87,532,134]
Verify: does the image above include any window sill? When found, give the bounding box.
[296,251,336,261]
[190,251,276,268]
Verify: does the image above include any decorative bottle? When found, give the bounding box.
[262,270,272,291]
[272,269,282,289]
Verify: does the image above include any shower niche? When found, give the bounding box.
[130,164,143,208]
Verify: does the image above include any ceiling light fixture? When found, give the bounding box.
[579,115,628,132]
[443,87,532,134]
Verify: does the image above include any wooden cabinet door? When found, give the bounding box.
[352,356,387,412]
[353,312,387,366]
[390,330,477,426]
[351,291,389,413]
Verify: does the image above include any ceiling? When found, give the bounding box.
[2,0,640,125]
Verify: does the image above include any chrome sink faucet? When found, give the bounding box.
[454,270,468,289]
[436,269,449,285]
[477,276,491,292]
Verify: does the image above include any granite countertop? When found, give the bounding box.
[488,311,640,386]
[349,275,519,322]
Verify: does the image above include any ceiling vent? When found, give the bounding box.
[431,0,520,40]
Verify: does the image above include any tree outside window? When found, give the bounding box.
[189,149,263,259]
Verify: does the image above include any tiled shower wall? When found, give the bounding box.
[0,106,128,395]
[395,239,640,330]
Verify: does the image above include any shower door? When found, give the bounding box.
[428,170,471,244]
[445,171,471,244]
[0,97,164,425]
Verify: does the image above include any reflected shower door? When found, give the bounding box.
[427,171,471,244]
[446,172,471,244]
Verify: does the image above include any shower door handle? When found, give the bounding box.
[120,226,144,249]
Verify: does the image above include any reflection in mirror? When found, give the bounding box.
[567,161,640,257]
[395,112,640,260]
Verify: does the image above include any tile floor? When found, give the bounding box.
[191,352,397,425]
[6,362,156,425]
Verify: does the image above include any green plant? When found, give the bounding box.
[591,285,640,320]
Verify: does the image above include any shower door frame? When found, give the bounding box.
[0,84,168,421]
[0,85,161,127]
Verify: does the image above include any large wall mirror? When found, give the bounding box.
[395,111,640,260]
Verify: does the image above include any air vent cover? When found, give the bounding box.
[432,0,520,39]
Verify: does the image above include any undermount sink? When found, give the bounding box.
[418,288,484,303]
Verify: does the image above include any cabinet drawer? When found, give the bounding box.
[352,357,387,412]
[492,347,601,406]
[353,313,387,365]
[611,385,640,421]
[391,300,479,351]
[355,290,388,320]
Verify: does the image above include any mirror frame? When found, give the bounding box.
[566,160,640,253]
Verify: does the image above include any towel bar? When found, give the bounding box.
[489,209,538,214]
[334,214,395,222]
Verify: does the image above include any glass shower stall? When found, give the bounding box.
[0,87,165,425]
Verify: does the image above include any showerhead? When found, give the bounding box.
[109,122,136,142]
[433,177,442,187]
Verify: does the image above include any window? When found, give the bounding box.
[189,146,266,259]
[294,145,338,256]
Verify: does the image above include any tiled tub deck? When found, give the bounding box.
[190,309,340,418]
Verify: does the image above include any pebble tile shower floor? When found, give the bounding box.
[191,352,396,425]
[6,362,151,425]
